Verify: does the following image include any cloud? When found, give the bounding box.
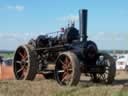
[0,32,128,50]
[3,5,25,11]
[0,32,43,50]
[15,5,24,11]
[88,32,128,50]
[57,15,78,22]
[7,6,13,9]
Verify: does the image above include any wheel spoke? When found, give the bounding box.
[68,69,72,72]
[25,60,29,64]
[67,63,71,67]
[98,74,102,79]
[59,59,65,65]
[104,73,108,79]
[16,67,24,73]
[105,70,109,74]
[105,66,109,70]
[101,74,105,80]
[23,68,27,75]
[19,52,24,59]
[20,72,25,79]
[62,63,68,70]
[64,57,69,65]
[63,56,72,70]
[61,72,71,82]
[61,72,67,82]
[19,50,27,60]
[16,61,22,65]
[23,50,27,58]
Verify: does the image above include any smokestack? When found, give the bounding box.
[79,9,88,42]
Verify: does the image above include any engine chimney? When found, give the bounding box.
[79,9,88,42]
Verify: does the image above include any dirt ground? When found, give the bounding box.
[0,64,14,80]
[0,71,127,96]
[0,64,47,80]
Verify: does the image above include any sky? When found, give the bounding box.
[0,0,128,50]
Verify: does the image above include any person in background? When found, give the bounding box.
[0,56,3,64]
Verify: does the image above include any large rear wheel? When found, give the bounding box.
[55,52,81,86]
[13,44,37,80]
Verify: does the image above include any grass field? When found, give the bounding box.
[0,52,14,58]
[0,52,128,96]
[0,71,128,96]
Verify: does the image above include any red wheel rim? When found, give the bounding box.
[15,47,29,79]
[56,55,73,85]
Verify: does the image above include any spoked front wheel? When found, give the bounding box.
[55,52,81,86]
[13,45,37,80]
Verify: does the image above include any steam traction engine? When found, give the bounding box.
[13,9,116,86]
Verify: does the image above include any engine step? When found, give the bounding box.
[47,64,55,70]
